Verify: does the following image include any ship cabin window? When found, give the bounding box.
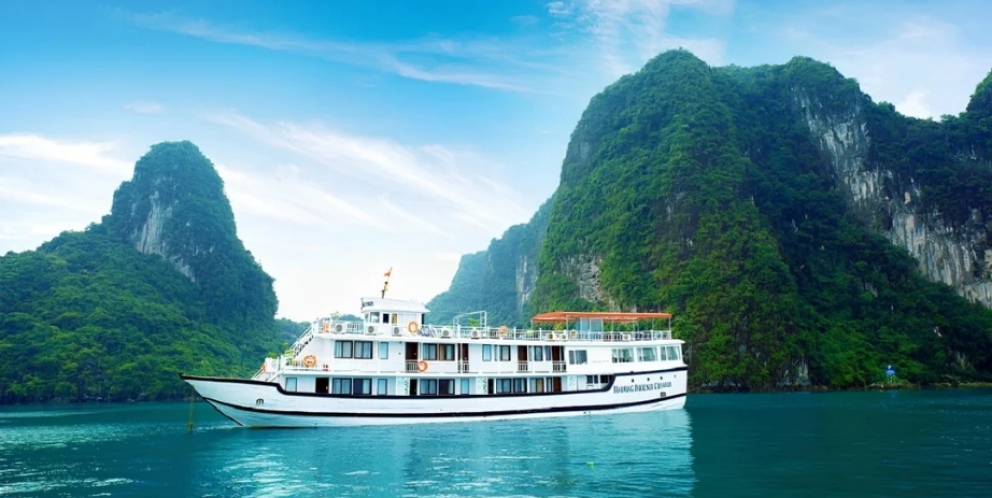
[667,346,681,361]
[529,346,544,362]
[422,344,454,361]
[612,348,634,363]
[369,312,380,323]
[332,378,372,395]
[568,350,588,365]
[353,378,372,396]
[382,313,390,324]
[379,342,389,359]
[532,378,545,393]
[355,341,373,359]
[460,378,470,395]
[494,378,512,394]
[440,344,455,361]
[498,345,512,362]
[332,378,351,394]
[377,378,388,395]
[638,347,658,362]
[285,377,298,392]
[659,346,668,361]
[423,344,438,361]
[482,345,493,361]
[336,341,373,359]
[392,313,398,324]
[335,341,354,358]
[439,379,455,396]
[421,379,438,395]
[513,378,527,393]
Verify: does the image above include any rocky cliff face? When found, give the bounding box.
[797,85,992,308]
[430,52,992,388]
[427,197,553,326]
[105,141,277,327]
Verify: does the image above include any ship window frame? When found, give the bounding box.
[421,379,438,395]
[332,378,352,394]
[423,343,439,361]
[495,378,512,394]
[482,344,492,361]
[659,346,669,361]
[568,350,588,365]
[612,348,634,363]
[460,378,470,395]
[379,342,389,359]
[334,340,354,358]
[498,345,511,362]
[638,347,658,362]
[352,378,372,396]
[377,378,388,395]
[438,379,455,396]
[668,346,681,361]
[512,378,527,393]
[530,346,544,362]
[354,341,373,359]
[285,377,298,392]
[439,344,455,361]
[532,378,545,393]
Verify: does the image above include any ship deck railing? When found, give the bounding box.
[299,323,673,342]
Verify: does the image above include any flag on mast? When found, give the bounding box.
[381,267,392,298]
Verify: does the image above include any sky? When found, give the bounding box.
[2,0,991,321]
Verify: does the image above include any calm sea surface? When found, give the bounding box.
[2,389,991,497]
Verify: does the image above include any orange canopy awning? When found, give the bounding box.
[530,311,672,324]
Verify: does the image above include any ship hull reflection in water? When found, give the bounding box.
[194,409,695,497]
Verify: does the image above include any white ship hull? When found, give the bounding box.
[182,367,687,428]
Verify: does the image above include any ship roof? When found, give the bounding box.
[530,311,672,323]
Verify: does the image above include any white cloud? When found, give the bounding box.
[127,12,537,92]
[547,0,732,77]
[772,13,992,119]
[203,111,531,233]
[124,101,163,113]
[0,134,131,175]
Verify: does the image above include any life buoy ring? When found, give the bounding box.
[417,360,428,372]
[498,325,509,338]
[303,355,317,368]
[570,329,578,340]
[261,362,267,373]
[321,321,329,333]
[408,321,420,334]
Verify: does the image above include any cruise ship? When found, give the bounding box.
[180,297,688,427]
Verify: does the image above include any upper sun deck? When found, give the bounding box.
[291,304,676,357]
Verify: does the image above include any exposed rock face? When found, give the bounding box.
[127,190,195,281]
[104,141,277,328]
[798,91,992,307]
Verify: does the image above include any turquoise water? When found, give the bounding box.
[2,389,990,497]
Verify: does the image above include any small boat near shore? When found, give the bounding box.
[181,297,687,427]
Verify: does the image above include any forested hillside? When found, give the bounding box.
[0,142,283,403]
[432,51,992,390]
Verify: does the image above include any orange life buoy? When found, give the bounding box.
[408,321,420,334]
[303,355,317,368]
[261,362,267,373]
[498,325,509,338]
[417,360,428,372]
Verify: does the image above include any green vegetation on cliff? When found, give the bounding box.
[0,142,281,403]
[435,51,992,390]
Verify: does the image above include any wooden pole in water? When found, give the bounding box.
[187,387,195,432]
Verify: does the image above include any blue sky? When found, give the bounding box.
[2,0,991,321]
